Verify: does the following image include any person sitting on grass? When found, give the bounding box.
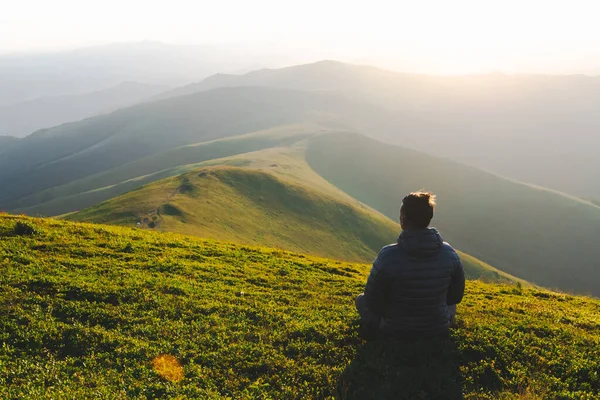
[356,191,465,337]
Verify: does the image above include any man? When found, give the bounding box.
[356,191,465,337]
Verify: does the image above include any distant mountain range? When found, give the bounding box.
[2,60,600,295]
[2,58,598,196]
[0,41,301,105]
[0,82,169,137]
[169,61,600,198]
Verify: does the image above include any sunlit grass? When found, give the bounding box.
[1,214,599,398]
[152,355,184,382]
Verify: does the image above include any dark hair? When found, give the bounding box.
[400,191,436,229]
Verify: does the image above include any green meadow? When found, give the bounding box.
[2,215,599,399]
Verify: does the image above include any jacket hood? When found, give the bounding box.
[397,228,443,258]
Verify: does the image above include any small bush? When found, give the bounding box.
[121,243,134,253]
[13,221,37,236]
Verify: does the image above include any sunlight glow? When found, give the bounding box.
[1,0,599,74]
[152,354,184,382]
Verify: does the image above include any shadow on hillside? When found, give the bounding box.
[337,330,463,400]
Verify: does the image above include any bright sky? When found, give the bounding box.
[2,0,599,74]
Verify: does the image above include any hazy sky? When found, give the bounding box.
[2,0,599,74]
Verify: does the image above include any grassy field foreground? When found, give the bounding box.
[1,215,599,399]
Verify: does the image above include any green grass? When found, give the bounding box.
[66,162,520,283]
[11,125,318,216]
[306,132,600,296]
[1,215,599,399]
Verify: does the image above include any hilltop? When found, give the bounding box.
[67,166,397,263]
[66,164,517,284]
[1,214,599,399]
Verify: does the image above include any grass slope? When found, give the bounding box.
[1,215,599,399]
[67,167,394,263]
[66,158,520,283]
[306,132,600,296]
[12,125,318,216]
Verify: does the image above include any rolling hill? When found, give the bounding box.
[157,61,600,199]
[67,166,397,263]
[306,132,600,296]
[66,164,519,284]
[2,214,599,398]
[1,59,599,296]
[0,87,375,210]
[8,125,319,216]
[4,60,599,212]
[7,119,600,295]
[0,82,169,138]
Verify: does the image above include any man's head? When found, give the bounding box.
[400,191,436,230]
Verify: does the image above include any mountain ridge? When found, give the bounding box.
[152,60,600,198]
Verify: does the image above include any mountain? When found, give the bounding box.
[0,135,17,148]
[0,41,299,106]
[0,87,385,211]
[65,163,519,284]
[2,214,599,398]
[305,132,600,295]
[0,82,169,137]
[4,116,600,294]
[7,125,317,216]
[151,59,427,101]
[3,59,599,196]
[157,61,600,199]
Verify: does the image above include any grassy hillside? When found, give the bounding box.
[67,167,395,263]
[66,150,520,283]
[11,125,318,215]
[1,215,599,398]
[306,132,600,296]
[65,166,516,284]
[10,121,594,294]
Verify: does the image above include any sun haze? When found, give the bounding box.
[1,0,599,74]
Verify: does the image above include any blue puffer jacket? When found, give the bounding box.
[364,228,465,335]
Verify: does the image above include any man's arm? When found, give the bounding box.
[363,252,387,316]
[447,257,465,305]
